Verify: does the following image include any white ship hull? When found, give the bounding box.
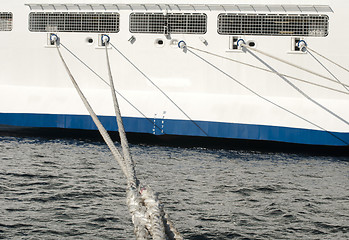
[1,0,348,148]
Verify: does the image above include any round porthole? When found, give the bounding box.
[86,37,94,44]
[247,41,256,47]
[155,38,165,47]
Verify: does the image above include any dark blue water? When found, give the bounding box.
[0,136,348,239]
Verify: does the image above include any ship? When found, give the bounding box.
[1,0,348,151]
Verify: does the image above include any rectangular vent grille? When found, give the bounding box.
[29,12,120,33]
[218,14,329,37]
[0,13,13,31]
[130,13,207,34]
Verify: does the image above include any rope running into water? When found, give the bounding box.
[104,41,169,239]
[185,46,349,145]
[105,41,138,188]
[241,44,349,128]
[56,39,182,239]
[103,41,183,239]
[109,41,209,137]
[59,42,166,134]
[186,45,349,95]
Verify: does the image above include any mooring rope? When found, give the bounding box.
[241,43,349,128]
[186,45,349,95]
[59,42,166,134]
[103,38,168,239]
[108,41,209,137]
[242,44,341,85]
[55,42,130,180]
[305,47,349,92]
[102,37,182,239]
[104,36,137,188]
[181,42,348,145]
[307,46,349,74]
[55,34,182,239]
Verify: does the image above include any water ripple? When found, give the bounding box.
[0,136,348,239]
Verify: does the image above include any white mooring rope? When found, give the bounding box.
[54,34,182,239]
[104,37,138,189]
[108,41,209,137]
[103,38,182,240]
[306,46,349,74]
[241,43,341,84]
[180,41,348,145]
[305,47,349,92]
[186,45,349,95]
[59,42,167,135]
[240,43,349,127]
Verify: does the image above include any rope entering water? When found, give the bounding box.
[105,40,138,188]
[55,36,182,239]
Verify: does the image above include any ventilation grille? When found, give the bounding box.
[218,14,329,37]
[0,13,13,31]
[130,13,207,34]
[29,12,120,32]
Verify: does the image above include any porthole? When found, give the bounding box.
[247,40,256,48]
[155,38,165,47]
[86,37,94,44]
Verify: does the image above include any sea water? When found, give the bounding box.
[0,136,348,239]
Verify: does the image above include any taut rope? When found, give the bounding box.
[54,34,182,239]
[240,43,349,127]
[186,45,349,95]
[178,40,348,145]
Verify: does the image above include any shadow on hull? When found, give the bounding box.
[0,126,348,156]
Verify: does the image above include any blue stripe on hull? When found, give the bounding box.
[0,113,348,146]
